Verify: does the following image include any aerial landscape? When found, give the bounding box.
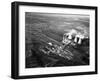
[25,12,90,68]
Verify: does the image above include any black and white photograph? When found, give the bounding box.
[25,12,90,68]
[11,1,97,79]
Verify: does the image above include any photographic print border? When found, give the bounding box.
[11,1,98,79]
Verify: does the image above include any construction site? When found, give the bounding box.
[25,12,89,68]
